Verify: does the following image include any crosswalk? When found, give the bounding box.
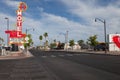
[10,59,52,80]
[41,56,47,58]
[58,55,65,57]
[41,54,69,58]
[41,54,89,58]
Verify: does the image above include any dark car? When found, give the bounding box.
[81,44,89,49]
[94,44,107,51]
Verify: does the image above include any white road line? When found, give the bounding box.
[41,56,47,58]
[80,54,90,55]
[74,54,81,56]
[74,54,90,56]
[51,55,56,57]
[66,54,73,56]
[59,55,65,57]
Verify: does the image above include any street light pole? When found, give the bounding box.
[25,28,34,52]
[26,28,34,35]
[59,32,66,44]
[5,17,9,46]
[26,29,28,35]
[95,18,107,53]
[66,31,69,44]
[65,31,69,51]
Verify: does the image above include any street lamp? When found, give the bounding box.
[59,31,69,44]
[59,31,69,50]
[5,17,9,46]
[26,28,35,35]
[66,31,69,44]
[25,28,34,52]
[95,18,107,53]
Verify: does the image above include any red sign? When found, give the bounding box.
[5,30,26,38]
[113,36,120,48]
[16,10,22,32]
[5,2,27,45]
[19,2,27,12]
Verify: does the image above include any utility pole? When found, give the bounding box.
[65,31,69,51]
[95,18,107,53]
[5,17,9,46]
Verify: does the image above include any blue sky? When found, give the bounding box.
[0,0,120,46]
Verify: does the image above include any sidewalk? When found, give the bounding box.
[67,49,120,56]
[0,50,34,60]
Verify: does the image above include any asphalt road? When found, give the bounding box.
[0,49,120,80]
[0,57,55,80]
[30,49,120,80]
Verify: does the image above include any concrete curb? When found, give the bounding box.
[66,50,120,56]
[25,50,34,57]
[0,50,34,60]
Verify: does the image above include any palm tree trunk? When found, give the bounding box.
[45,37,46,50]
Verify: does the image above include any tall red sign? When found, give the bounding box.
[16,2,27,38]
[5,2,27,45]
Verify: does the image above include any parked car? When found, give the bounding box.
[81,44,89,49]
[94,43,108,51]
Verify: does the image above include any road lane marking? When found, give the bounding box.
[74,54,90,56]
[66,54,73,56]
[59,55,65,57]
[41,56,47,58]
[51,55,56,58]
[74,54,81,56]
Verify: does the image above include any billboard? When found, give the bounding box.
[108,34,120,51]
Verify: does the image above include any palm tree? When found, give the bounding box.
[43,32,48,41]
[43,32,48,50]
[0,37,1,45]
[53,39,56,43]
[39,35,43,46]
[0,37,1,43]
[78,40,84,46]
[0,37,4,45]
[46,40,49,46]
[69,39,75,49]
[27,34,33,47]
[1,38,4,43]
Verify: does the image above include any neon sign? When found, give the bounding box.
[19,2,27,12]
[16,2,27,37]
[5,2,27,45]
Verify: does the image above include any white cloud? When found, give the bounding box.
[3,0,20,10]
[61,0,120,19]
[39,12,99,42]
[37,7,44,12]
[60,0,120,41]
